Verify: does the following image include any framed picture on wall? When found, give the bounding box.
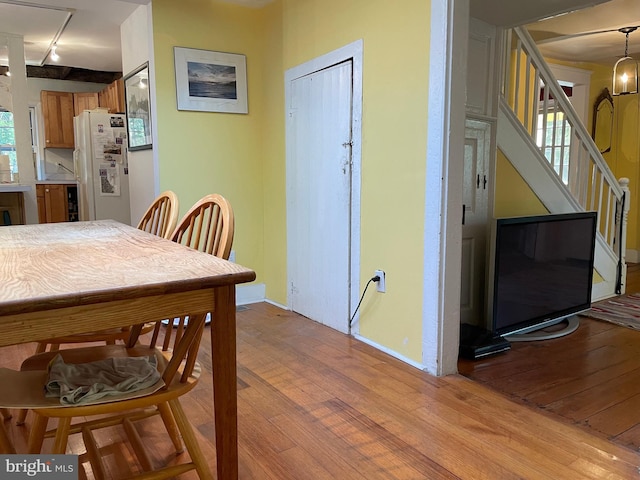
[174,47,248,114]
[124,62,152,151]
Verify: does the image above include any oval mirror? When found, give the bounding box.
[592,87,614,154]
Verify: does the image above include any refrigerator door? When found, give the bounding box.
[83,111,131,225]
[74,113,94,222]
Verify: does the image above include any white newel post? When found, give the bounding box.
[617,177,630,294]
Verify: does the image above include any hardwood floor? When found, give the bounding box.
[2,302,639,478]
[460,263,640,455]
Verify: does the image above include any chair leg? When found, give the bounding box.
[0,422,15,454]
[0,408,11,420]
[168,399,213,480]
[52,417,71,454]
[81,426,107,480]
[157,401,184,453]
[16,409,28,425]
[35,342,47,354]
[27,413,48,454]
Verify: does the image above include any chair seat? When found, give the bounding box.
[0,345,200,412]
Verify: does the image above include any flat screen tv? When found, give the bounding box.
[487,211,597,341]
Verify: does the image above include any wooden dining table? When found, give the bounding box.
[0,219,256,479]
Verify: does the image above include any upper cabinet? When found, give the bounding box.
[73,92,100,116]
[99,79,125,114]
[41,90,75,149]
[41,79,125,149]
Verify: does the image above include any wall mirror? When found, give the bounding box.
[592,87,614,154]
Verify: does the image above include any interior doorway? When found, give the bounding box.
[285,41,362,334]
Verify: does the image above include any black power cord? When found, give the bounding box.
[349,275,380,328]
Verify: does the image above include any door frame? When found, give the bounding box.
[284,40,363,330]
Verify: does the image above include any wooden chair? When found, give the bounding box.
[136,190,180,240]
[33,191,180,354]
[2,193,235,478]
[0,409,15,454]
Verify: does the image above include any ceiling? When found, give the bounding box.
[526,0,640,66]
[0,0,637,78]
[0,0,151,73]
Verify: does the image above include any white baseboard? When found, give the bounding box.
[627,249,639,264]
[352,333,426,371]
[264,298,289,310]
[236,283,266,305]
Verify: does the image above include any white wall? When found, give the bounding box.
[120,4,157,226]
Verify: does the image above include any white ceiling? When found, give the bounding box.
[526,0,640,66]
[0,0,151,72]
[0,0,637,74]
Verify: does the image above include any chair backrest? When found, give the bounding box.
[169,193,235,260]
[137,191,179,239]
[128,194,235,384]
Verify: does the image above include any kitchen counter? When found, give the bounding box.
[36,180,77,185]
[0,184,32,193]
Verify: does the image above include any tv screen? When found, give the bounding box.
[488,212,597,338]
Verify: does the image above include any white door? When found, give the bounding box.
[287,60,353,333]
[460,119,491,327]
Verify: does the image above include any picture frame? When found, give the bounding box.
[123,62,152,151]
[174,47,248,114]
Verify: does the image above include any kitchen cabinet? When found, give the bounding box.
[36,184,79,223]
[41,90,75,148]
[99,79,125,113]
[73,92,100,116]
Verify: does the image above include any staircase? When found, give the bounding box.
[498,26,630,301]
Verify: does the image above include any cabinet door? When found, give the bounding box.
[37,184,69,223]
[99,79,125,113]
[46,185,68,223]
[36,184,46,223]
[73,92,99,116]
[41,91,75,148]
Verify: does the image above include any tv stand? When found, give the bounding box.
[505,315,580,342]
[459,323,511,359]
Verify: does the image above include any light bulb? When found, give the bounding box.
[50,45,60,62]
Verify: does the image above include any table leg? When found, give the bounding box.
[212,284,238,479]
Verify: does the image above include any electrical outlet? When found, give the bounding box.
[374,269,386,293]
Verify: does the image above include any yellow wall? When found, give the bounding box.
[282,0,430,362]
[152,0,268,285]
[152,0,432,363]
[494,149,548,217]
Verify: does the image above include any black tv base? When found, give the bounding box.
[459,323,511,360]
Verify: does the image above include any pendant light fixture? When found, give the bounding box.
[612,27,638,95]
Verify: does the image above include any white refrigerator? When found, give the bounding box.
[73,110,131,225]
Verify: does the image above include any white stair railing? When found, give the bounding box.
[501,26,629,293]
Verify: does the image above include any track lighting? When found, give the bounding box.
[50,44,60,62]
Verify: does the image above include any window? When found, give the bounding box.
[0,108,16,172]
[0,107,39,179]
[536,111,571,184]
[536,82,574,185]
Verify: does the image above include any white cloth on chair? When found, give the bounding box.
[45,353,163,405]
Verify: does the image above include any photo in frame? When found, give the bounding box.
[124,62,152,150]
[174,47,248,114]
